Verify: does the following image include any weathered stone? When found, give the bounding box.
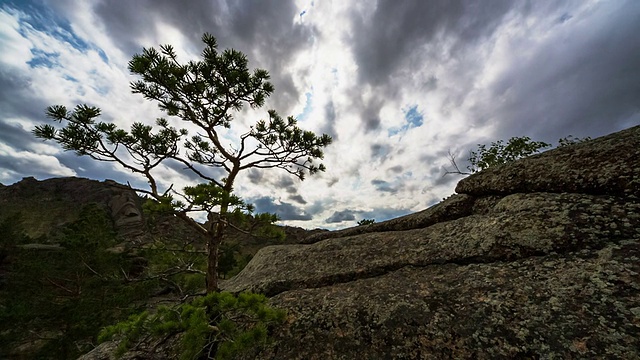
[0,177,145,240]
[455,125,640,197]
[223,126,640,359]
[301,193,476,244]
[224,193,640,296]
[255,240,639,359]
[109,192,145,238]
[76,336,179,360]
[17,243,64,250]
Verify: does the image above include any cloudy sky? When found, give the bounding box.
[1,0,639,230]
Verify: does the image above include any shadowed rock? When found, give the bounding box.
[109,191,145,238]
[0,177,145,240]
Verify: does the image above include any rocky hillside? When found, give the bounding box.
[217,125,640,359]
[0,177,144,240]
[0,176,319,249]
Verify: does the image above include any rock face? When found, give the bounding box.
[108,189,145,238]
[221,125,640,359]
[0,176,145,240]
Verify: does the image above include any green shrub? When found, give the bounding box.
[468,136,551,173]
[357,219,375,226]
[0,205,157,359]
[99,291,286,359]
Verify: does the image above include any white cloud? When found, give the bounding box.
[0,142,76,183]
[1,1,638,229]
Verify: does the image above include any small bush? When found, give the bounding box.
[99,291,286,359]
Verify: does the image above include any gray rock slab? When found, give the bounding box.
[223,193,640,297]
[253,239,640,359]
[455,125,640,197]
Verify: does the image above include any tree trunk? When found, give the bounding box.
[206,176,236,293]
[206,231,222,293]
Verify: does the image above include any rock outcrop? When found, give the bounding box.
[220,125,640,359]
[108,189,145,238]
[0,177,145,240]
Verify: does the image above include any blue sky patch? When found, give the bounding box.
[26,48,59,68]
[404,105,424,127]
[388,105,424,136]
[296,91,313,121]
[62,74,78,83]
[10,0,109,64]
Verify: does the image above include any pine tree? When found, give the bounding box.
[34,33,332,292]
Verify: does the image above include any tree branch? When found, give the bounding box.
[443,149,471,176]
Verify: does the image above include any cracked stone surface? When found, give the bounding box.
[223,192,640,297]
[83,126,640,359]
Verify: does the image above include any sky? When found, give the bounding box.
[0,0,639,230]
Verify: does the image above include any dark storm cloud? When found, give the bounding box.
[0,157,65,185]
[289,194,307,205]
[481,1,640,142]
[423,76,438,92]
[90,0,223,56]
[305,200,330,217]
[0,150,128,188]
[271,175,305,199]
[251,196,312,221]
[55,153,150,188]
[349,0,512,86]
[345,0,640,157]
[387,165,403,174]
[89,0,316,111]
[325,209,355,223]
[246,169,263,185]
[247,170,301,197]
[0,67,57,129]
[221,0,318,110]
[360,96,383,132]
[274,176,296,192]
[370,143,391,162]
[0,121,38,151]
[161,159,227,184]
[326,177,339,187]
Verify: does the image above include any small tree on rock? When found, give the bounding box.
[446,136,551,175]
[446,134,593,176]
[34,33,332,293]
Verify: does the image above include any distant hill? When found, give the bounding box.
[0,176,324,246]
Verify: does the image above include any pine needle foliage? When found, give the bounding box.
[98,292,286,360]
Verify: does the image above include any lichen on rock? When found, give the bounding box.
[222,125,640,359]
